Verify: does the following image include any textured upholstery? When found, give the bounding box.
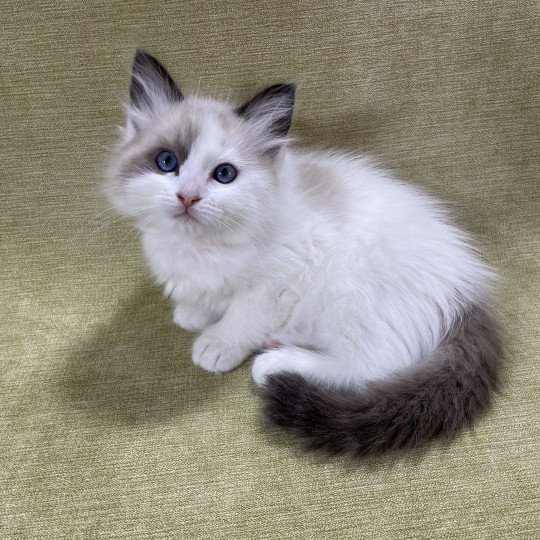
[1,1,538,538]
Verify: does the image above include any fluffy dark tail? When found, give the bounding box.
[260,303,503,456]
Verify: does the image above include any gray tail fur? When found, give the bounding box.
[260,303,503,456]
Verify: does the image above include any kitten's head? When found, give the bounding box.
[106,50,295,241]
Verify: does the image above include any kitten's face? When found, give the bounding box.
[107,51,295,241]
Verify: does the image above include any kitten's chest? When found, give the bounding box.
[141,232,249,302]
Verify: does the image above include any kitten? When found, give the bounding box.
[106,50,502,456]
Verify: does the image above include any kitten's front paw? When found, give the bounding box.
[173,305,213,333]
[192,334,245,373]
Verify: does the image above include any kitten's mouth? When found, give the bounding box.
[172,210,199,223]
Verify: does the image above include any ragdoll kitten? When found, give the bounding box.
[107,50,502,456]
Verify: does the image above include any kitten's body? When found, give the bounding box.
[107,51,502,456]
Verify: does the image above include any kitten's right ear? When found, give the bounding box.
[130,49,183,110]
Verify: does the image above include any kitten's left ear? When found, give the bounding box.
[130,49,183,110]
[236,83,295,138]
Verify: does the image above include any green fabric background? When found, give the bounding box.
[1,1,539,538]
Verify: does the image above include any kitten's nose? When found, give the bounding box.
[176,193,201,208]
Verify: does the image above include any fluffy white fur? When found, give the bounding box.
[107,59,493,392]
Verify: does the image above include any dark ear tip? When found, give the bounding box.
[235,82,296,137]
[132,49,153,70]
[272,83,296,96]
[129,49,183,107]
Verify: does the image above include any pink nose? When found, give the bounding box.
[176,193,201,208]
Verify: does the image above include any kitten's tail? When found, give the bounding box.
[260,303,503,456]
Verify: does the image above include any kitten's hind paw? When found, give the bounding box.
[252,348,297,386]
[252,346,325,387]
[192,334,246,373]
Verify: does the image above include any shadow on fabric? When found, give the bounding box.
[59,281,229,425]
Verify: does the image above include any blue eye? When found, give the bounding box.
[212,163,238,184]
[155,150,178,172]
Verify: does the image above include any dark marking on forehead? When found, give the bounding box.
[158,121,199,170]
[116,121,200,180]
[172,122,199,164]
